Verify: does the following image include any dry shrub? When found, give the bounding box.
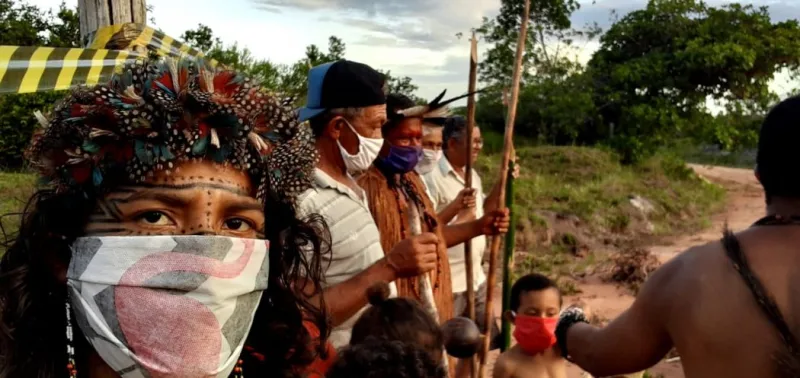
[607,247,660,293]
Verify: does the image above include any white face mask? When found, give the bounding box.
[337,120,383,176]
[67,235,270,378]
[415,149,443,175]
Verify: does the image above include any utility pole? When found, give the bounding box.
[78,0,147,48]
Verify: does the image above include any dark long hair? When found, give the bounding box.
[0,185,331,378]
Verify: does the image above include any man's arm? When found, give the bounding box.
[299,258,397,327]
[441,209,510,247]
[484,180,502,214]
[438,200,465,224]
[441,220,482,248]
[483,158,520,214]
[564,255,682,376]
[298,233,440,327]
[436,188,476,224]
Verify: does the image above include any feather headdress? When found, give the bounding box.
[25,57,317,202]
[389,89,483,125]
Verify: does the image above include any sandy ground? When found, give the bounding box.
[481,164,763,378]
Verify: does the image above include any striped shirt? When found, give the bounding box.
[297,168,397,349]
[423,157,487,294]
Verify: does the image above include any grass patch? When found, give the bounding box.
[0,172,35,251]
[477,145,726,279]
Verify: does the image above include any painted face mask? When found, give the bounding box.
[415,149,442,175]
[67,235,269,378]
[338,120,383,176]
[381,145,423,174]
[512,313,558,355]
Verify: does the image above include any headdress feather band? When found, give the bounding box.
[393,89,484,122]
[25,57,317,202]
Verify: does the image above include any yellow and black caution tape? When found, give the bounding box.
[87,23,216,65]
[0,46,141,94]
[0,23,218,94]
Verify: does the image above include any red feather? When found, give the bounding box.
[154,72,174,92]
[197,121,210,137]
[71,164,91,183]
[71,104,90,117]
[178,67,189,90]
[213,71,239,96]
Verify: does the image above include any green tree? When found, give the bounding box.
[379,70,426,103]
[0,0,81,168]
[476,0,587,87]
[178,26,427,104]
[180,23,220,52]
[474,0,599,145]
[588,0,800,161]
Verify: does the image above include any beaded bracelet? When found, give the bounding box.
[555,307,588,360]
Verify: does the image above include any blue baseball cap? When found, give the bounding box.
[298,60,387,123]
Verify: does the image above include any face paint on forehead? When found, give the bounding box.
[85,162,265,239]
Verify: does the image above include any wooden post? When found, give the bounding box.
[478,0,531,376]
[463,32,479,378]
[78,0,147,47]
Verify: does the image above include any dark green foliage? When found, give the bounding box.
[180,24,425,104]
[0,0,79,168]
[476,0,800,163]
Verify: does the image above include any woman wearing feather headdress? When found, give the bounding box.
[356,92,510,361]
[0,57,331,378]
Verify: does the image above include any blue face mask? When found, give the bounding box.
[380,145,423,173]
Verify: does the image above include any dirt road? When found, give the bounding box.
[484,164,763,378]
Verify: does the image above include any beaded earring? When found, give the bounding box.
[65,301,77,378]
[232,358,244,378]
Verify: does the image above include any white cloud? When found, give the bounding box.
[18,0,800,104]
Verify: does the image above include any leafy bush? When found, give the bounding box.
[0,91,65,168]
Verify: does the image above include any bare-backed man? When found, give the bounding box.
[555,96,800,377]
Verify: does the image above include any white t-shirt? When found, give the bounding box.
[297,168,397,349]
[423,158,487,294]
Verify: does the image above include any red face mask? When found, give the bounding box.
[512,314,558,355]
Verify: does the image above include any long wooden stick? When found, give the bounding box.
[463,32,479,378]
[478,0,531,375]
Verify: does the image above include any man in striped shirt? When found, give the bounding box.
[296,60,441,349]
[419,123,478,225]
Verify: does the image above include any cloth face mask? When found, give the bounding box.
[381,145,423,174]
[67,235,270,378]
[337,120,383,176]
[512,312,558,355]
[415,149,442,175]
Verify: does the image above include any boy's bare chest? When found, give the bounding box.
[511,353,566,378]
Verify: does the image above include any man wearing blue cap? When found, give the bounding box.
[296,60,441,348]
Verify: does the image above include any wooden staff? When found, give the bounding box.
[478,0,531,375]
[463,32,479,378]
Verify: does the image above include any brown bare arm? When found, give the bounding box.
[565,254,681,376]
[299,258,397,327]
[442,209,510,247]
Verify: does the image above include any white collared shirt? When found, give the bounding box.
[423,157,487,294]
[297,168,397,349]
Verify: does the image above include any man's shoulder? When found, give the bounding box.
[297,185,342,215]
[635,240,724,311]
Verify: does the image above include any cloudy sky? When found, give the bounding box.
[22,0,800,101]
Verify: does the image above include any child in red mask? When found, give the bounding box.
[493,274,565,378]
